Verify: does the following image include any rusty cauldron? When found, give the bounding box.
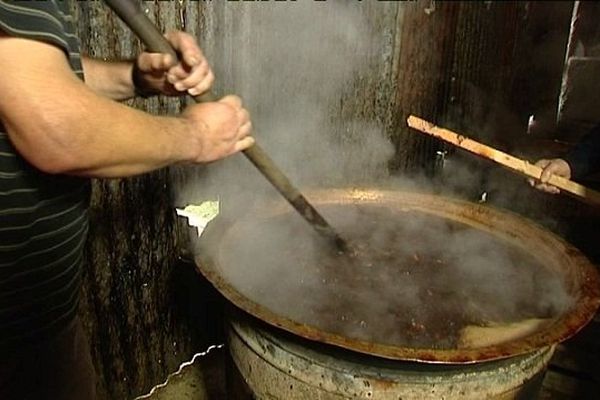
[193,188,600,399]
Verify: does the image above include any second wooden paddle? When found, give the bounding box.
[407,115,600,206]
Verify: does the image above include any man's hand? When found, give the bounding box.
[528,158,572,194]
[134,31,214,97]
[183,95,254,162]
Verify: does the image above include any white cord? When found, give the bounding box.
[133,343,225,400]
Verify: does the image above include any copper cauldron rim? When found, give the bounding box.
[194,187,600,364]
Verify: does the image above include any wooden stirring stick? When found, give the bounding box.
[407,115,600,206]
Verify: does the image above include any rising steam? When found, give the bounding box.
[176,2,574,350]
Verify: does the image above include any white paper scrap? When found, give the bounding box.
[176,201,220,237]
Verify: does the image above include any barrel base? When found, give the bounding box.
[227,313,554,400]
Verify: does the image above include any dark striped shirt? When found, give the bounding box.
[0,0,90,350]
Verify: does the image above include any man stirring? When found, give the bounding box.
[0,1,253,398]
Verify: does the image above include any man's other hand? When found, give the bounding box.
[528,158,572,194]
[134,31,214,97]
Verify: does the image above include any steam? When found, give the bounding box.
[215,203,573,349]
[176,0,394,207]
[175,2,575,350]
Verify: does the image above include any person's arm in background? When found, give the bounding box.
[563,124,600,179]
[0,33,253,178]
[530,124,600,194]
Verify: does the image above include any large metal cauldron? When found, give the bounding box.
[226,310,554,399]
[194,188,600,398]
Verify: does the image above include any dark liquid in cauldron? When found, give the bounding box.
[218,204,571,349]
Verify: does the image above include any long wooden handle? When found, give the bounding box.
[104,0,348,252]
[407,115,600,206]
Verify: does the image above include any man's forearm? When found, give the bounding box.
[1,49,199,177]
[82,57,136,101]
[5,78,198,177]
[1,36,250,178]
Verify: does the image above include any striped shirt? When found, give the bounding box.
[0,0,90,350]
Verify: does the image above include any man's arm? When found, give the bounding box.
[564,124,600,179]
[0,35,252,177]
[81,58,136,100]
[82,32,214,101]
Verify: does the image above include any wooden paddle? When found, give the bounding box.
[407,115,600,206]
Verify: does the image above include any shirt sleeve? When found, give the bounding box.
[0,0,72,55]
[564,124,600,179]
